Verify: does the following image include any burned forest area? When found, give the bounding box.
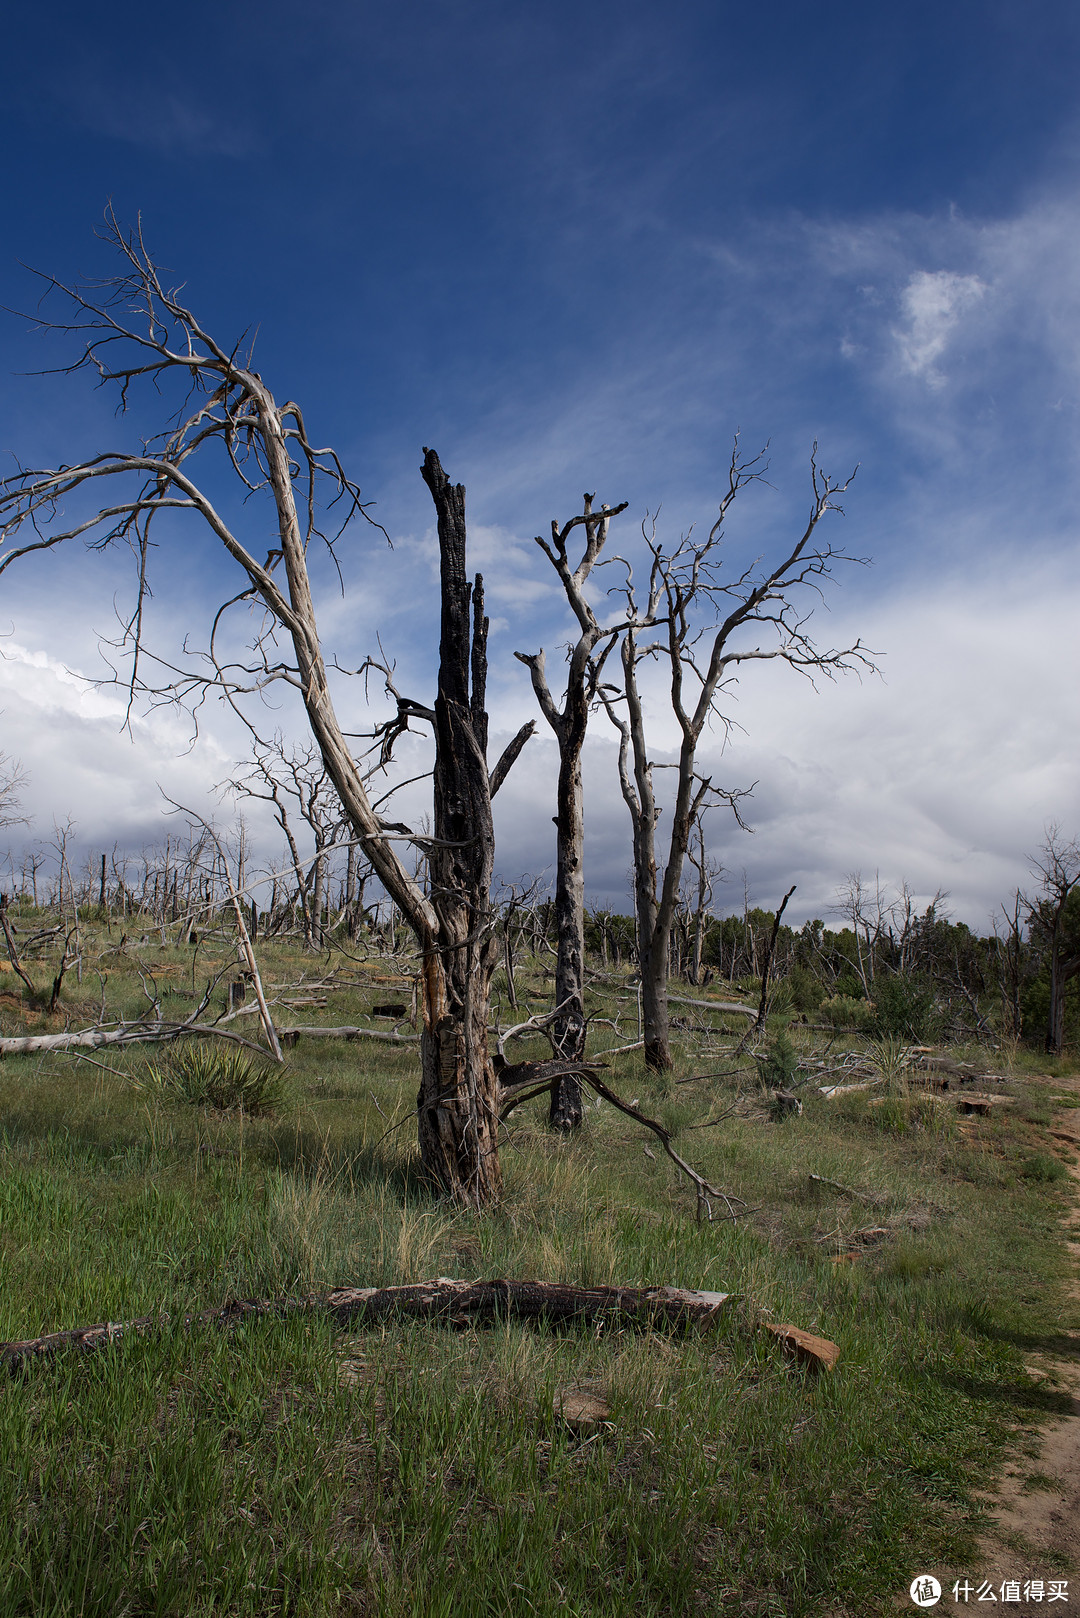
[0,224,1078,1618]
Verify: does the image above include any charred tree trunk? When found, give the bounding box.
[755,886,796,1030]
[550,715,587,1128]
[416,453,502,1202]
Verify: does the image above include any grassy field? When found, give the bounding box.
[0,916,1077,1615]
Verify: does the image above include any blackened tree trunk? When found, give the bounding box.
[416,453,502,1200]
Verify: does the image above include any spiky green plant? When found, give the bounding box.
[867,1034,913,1094]
[137,1040,290,1114]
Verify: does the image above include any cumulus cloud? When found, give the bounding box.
[0,640,244,854]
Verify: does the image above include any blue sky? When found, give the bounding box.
[2,0,1079,926]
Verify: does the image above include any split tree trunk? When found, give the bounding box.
[550,722,588,1128]
[415,454,502,1201]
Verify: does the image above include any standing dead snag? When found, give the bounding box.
[0,215,526,1205]
[514,493,636,1130]
[416,452,501,1199]
[599,444,873,1070]
[1024,827,1080,1057]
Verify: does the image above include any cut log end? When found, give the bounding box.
[764,1322,840,1372]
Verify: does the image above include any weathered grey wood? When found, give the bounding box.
[667,993,756,1017]
[515,495,630,1129]
[0,1281,734,1371]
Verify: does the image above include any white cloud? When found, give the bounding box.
[0,640,245,855]
[893,269,987,384]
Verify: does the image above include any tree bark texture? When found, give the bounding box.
[550,705,588,1127]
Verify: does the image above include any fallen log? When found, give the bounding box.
[0,1020,271,1058]
[279,1024,419,1047]
[323,1278,735,1331]
[0,1274,841,1378]
[1,1280,733,1371]
[667,993,756,1018]
[1,1278,839,1375]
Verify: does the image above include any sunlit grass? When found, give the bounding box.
[0,912,1076,1613]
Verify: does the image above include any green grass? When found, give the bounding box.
[0,915,1077,1614]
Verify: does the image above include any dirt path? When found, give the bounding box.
[966,1070,1080,1610]
[915,1072,1080,1614]
[896,1071,1080,1615]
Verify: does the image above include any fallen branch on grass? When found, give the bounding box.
[498,1059,748,1223]
[808,1173,887,1208]
[667,993,756,1018]
[278,1025,419,1047]
[0,1020,272,1059]
[0,1278,839,1373]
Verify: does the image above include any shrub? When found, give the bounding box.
[833,971,865,1001]
[138,1041,290,1114]
[766,980,795,1017]
[752,1029,801,1092]
[867,974,937,1041]
[868,1035,913,1094]
[819,994,871,1030]
[1021,1151,1068,1185]
[788,966,825,1013]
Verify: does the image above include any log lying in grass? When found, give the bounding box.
[0,1278,838,1373]
[323,1278,734,1331]
[0,1021,272,1058]
[279,1024,420,1047]
[666,993,757,1018]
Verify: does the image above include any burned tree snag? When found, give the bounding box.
[417,450,502,1202]
[516,494,632,1131]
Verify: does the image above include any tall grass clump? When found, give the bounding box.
[137,1040,290,1115]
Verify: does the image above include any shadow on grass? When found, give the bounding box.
[935,1371,1080,1418]
[956,1308,1080,1362]
[0,1105,440,1210]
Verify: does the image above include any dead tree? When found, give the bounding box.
[992,891,1026,1041]
[1025,827,1080,1056]
[223,736,343,949]
[514,494,637,1130]
[0,215,531,1204]
[0,754,29,832]
[600,445,872,1069]
[685,816,723,986]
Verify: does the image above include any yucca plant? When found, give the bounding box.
[867,1034,913,1095]
[137,1040,289,1114]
